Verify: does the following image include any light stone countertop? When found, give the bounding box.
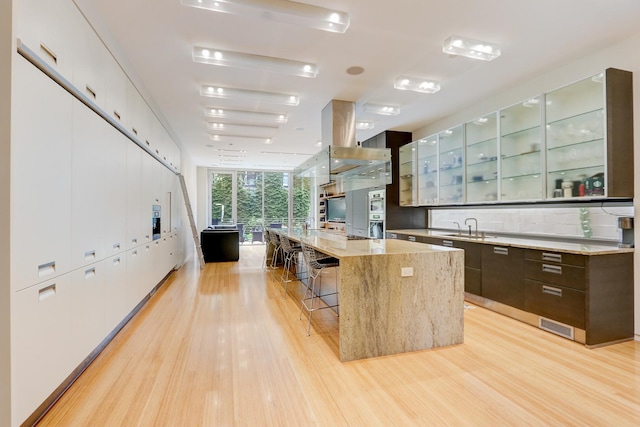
[387,229,634,256]
[285,230,461,259]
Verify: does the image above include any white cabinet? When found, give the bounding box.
[11,274,74,425]
[417,135,439,205]
[10,58,72,291]
[438,125,464,204]
[14,0,78,79]
[103,254,128,333]
[72,17,109,110]
[465,113,498,203]
[399,142,416,206]
[126,143,143,249]
[105,59,129,129]
[102,131,127,257]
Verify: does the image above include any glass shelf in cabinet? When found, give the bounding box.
[547,164,604,176]
[440,182,463,189]
[501,125,540,139]
[467,158,497,167]
[467,177,497,184]
[418,153,438,162]
[502,172,542,180]
[466,137,497,148]
[546,107,603,126]
[400,174,413,179]
[440,164,463,172]
[546,137,604,151]
[501,150,540,161]
[419,171,438,177]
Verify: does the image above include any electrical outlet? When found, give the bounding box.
[401,267,413,277]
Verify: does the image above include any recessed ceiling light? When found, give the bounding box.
[193,46,317,78]
[356,120,374,130]
[443,35,501,61]
[205,108,288,124]
[206,122,278,135]
[200,85,299,106]
[394,76,441,94]
[180,0,350,33]
[363,103,400,116]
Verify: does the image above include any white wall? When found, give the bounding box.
[180,152,197,264]
[413,31,640,339]
[196,166,209,232]
[0,1,13,425]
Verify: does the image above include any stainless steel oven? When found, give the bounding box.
[368,189,385,238]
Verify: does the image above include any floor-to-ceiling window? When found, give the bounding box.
[209,169,312,243]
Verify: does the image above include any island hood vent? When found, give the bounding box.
[294,99,392,192]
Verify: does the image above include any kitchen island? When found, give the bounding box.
[285,231,464,362]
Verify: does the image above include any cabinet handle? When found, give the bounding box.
[39,43,57,64]
[542,264,563,275]
[38,284,56,302]
[113,243,121,251]
[389,233,397,239]
[114,110,121,121]
[493,247,509,255]
[85,84,97,100]
[84,250,96,261]
[542,285,563,297]
[85,267,96,279]
[132,127,138,135]
[542,252,562,263]
[131,238,138,244]
[113,257,121,266]
[408,236,416,242]
[442,240,453,247]
[132,250,138,256]
[38,261,56,278]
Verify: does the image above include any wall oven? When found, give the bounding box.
[368,189,385,238]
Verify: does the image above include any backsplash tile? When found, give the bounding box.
[430,206,633,241]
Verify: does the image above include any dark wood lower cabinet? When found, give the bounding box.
[524,279,585,329]
[481,245,525,310]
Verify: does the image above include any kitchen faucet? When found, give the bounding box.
[465,217,478,237]
[453,221,461,236]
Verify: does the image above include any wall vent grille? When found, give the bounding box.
[539,317,574,340]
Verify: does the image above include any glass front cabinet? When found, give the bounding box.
[401,68,632,206]
[398,142,416,206]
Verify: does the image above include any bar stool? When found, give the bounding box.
[279,234,302,299]
[299,240,340,336]
[268,229,282,269]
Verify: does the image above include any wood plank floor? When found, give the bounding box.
[39,245,640,426]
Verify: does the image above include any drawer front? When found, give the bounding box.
[524,249,585,267]
[524,280,585,329]
[524,260,585,291]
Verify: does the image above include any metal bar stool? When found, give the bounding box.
[279,234,302,299]
[299,240,340,336]
[268,228,282,269]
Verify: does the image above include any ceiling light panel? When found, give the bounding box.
[201,85,299,106]
[394,76,441,94]
[363,103,400,116]
[356,120,374,130]
[181,0,350,33]
[205,108,288,124]
[210,134,274,144]
[443,35,501,61]
[193,47,317,78]
[207,122,277,136]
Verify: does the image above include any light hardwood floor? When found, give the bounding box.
[39,245,640,426]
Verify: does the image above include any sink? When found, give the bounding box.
[443,233,497,239]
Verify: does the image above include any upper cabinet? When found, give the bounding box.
[399,143,416,206]
[465,113,498,203]
[402,68,632,206]
[438,125,464,204]
[500,96,543,201]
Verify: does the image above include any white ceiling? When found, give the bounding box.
[74,0,640,171]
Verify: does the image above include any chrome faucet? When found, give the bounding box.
[465,217,478,237]
[453,221,461,236]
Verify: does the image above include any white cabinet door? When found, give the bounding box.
[11,274,73,425]
[126,143,143,249]
[70,102,108,268]
[71,16,108,111]
[70,262,107,364]
[125,246,144,312]
[105,59,129,129]
[102,131,128,257]
[140,153,155,243]
[14,0,78,79]
[103,253,128,333]
[11,58,72,291]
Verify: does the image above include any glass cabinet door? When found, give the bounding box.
[438,125,464,204]
[417,135,438,205]
[500,97,543,201]
[399,142,416,206]
[465,113,498,202]
[545,74,605,199]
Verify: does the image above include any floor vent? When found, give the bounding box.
[539,317,574,340]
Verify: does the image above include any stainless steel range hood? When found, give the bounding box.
[294,100,392,192]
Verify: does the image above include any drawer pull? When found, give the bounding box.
[38,261,56,278]
[38,284,56,301]
[132,127,138,135]
[39,43,57,64]
[85,84,97,99]
[85,267,96,279]
[114,110,121,121]
[408,236,416,242]
[132,250,138,256]
[542,285,563,297]
[131,238,138,244]
[113,257,121,266]
[113,243,121,251]
[542,264,562,275]
[442,240,453,247]
[389,233,397,239]
[493,247,509,255]
[145,234,150,240]
[542,252,562,263]
[145,140,151,146]
[84,250,96,261]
